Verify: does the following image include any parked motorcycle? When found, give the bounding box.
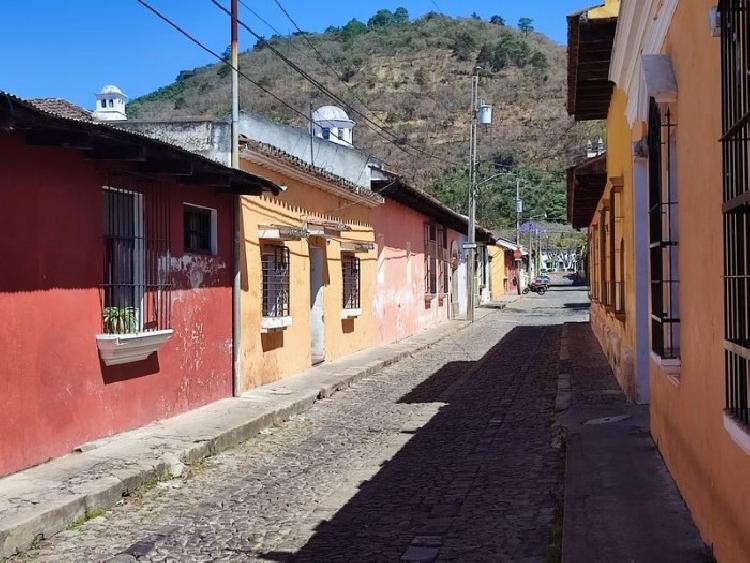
[522,279,548,295]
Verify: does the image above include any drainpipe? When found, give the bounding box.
[231,0,241,396]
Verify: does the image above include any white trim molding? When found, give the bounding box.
[96,329,174,366]
[609,0,679,126]
[261,316,292,333]
[340,308,362,319]
[724,413,750,456]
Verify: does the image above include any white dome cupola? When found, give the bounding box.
[311,105,354,147]
[93,84,128,122]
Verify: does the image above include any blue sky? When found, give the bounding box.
[0,1,586,109]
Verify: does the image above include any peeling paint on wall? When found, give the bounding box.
[171,255,228,290]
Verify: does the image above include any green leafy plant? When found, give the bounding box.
[103,306,137,334]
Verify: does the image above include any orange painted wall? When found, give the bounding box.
[238,158,375,392]
[648,2,750,560]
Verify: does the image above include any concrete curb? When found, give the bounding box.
[0,308,500,558]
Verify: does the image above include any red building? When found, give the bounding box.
[0,94,279,477]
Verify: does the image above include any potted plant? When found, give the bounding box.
[102,306,137,334]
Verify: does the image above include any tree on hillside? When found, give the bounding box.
[452,31,478,61]
[471,12,482,20]
[341,18,367,40]
[325,25,341,34]
[368,9,395,28]
[518,17,534,35]
[490,15,505,26]
[394,7,409,24]
[476,44,493,67]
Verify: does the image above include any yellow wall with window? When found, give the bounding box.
[588,88,639,400]
[238,157,376,393]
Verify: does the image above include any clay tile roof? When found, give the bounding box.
[28,98,93,121]
[240,138,384,205]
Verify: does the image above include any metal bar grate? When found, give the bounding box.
[262,245,290,317]
[342,254,361,309]
[648,98,680,359]
[101,178,172,335]
[722,0,750,424]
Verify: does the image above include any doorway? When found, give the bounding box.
[450,241,460,318]
[309,245,326,365]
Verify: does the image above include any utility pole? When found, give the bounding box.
[231,0,241,396]
[231,0,239,169]
[515,178,521,245]
[466,66,479,323]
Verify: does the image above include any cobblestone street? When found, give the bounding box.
[17,284,589,562]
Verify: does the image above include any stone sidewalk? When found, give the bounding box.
[0,305,514,559]
[557,322,711,562]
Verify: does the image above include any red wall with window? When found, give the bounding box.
[0,133,234,477]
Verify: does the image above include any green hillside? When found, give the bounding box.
[128,9,599,229]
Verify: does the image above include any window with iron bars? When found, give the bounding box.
[101,183,172,335]
[341,254,361,310]
[648,97,680,360]
[261,245,290,318]
[424,222,448,295]
[610,186,625,318]
[721,0,750,425]
[600,204,610,307]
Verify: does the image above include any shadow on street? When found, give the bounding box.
[262,323,566,561]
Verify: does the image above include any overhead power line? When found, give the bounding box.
[269,0,403,136]
[134,0,312,124]
[208,0,461,167]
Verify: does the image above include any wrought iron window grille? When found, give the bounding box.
[341,254,361,310]
[721,0,750,425]
[261,245,291,318]
[648,97,680,360]
[101,179,172,335]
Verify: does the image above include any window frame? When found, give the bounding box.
[341,253,361,311]
[424,221,448,297]
[721,0,750,426]
[183,203,217,256]
[261,244,291,319]
[101,183,172,335]
[647,97,680,360]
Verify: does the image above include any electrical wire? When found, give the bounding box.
[207,0,462,167]
[134,0,312,124]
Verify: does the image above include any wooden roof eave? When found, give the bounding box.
[567,13,618,121]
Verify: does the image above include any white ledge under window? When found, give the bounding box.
[649,350,682,384]
[724,412,750,456]
[261,316,292,333]
[341,308,362,319]
[96,329,174,366]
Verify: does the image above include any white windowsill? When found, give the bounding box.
[649,350,681,385]
[96,329,174,366]
[261,316,292,333]
[341,308,362,319]
[724,412,750,456]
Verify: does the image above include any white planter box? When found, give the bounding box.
[96,329,174,366]
[341,308,362,319]
[261,316,292,333]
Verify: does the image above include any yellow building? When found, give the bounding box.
[568,0,644,402]
[237,142,382,392]
[569,1,750,559]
